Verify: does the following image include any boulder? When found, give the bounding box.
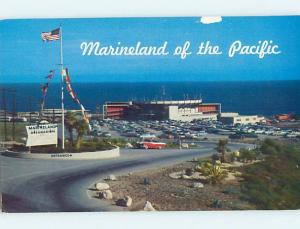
[143,201,156,211]
[181,143,189,149]
[116,196,132,207]
[99,190,113,200]
[105,174,117,181]
[190,171,203,179]
[169,171,184,179]
[192,182,204,188]
[126,142,133,148]
[95,182,110,191]
[198,175,209,180]
[181,174,191,179]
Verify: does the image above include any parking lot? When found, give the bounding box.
[88,118,300,147]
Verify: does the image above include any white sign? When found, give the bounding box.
[26,124,58,147]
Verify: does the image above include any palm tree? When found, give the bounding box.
[74,119,89,149]
[215,139,230,163]
[65,112,77,146]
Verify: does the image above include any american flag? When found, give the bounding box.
[41,28,60,41]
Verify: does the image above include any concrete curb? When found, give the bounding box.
[1,147,120,160]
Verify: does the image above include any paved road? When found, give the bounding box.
[0,142,250,212]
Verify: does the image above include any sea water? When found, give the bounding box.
[2,80,300,116]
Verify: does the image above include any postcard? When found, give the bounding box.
[0,16,299,212]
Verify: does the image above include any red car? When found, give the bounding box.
[138,141,166,149]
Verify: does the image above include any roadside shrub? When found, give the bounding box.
[166,142,180,148]
[260,138,282,155]
[211,198,222,208]
[108,138,127,148]
[208,164,228,184]
[240,140,300,209]
[197,161,227,184]
[198,161,213,176]
[239,148,257,162]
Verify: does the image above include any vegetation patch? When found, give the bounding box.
[240,139,300,209]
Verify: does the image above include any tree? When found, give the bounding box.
[74,119,89,149]
[215,139,230,163]
[65,112,77,146]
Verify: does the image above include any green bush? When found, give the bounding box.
[260,138,282,155]
[241,139,300,209]
[239,148,258,162]
[197,161,227,184]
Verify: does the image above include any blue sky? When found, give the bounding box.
[0,16,299,83]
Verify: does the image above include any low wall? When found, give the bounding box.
[1,147,120,160]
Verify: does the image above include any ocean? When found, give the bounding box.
[2,81,300,116]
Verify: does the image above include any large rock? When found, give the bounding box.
[143,201,156,211]
[116,196,132,207]
[169,171,184,179]
[181,143,189,149]
[192,182,204,188]
[181,174,191,179]
[198,175,209,181]
[104,174,117,181]
[95,182,110,191]
[99,190,113,200]
[126,143,133,148]
[190,171,204,179]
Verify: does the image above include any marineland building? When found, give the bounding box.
[104,99,221,122]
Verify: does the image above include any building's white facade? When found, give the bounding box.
[168,106,218,122]
[220,112,265,125]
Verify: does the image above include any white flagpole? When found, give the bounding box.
[60,25,65,150]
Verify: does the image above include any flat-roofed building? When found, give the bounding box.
[104,99,221,122]
[220,112,265,125]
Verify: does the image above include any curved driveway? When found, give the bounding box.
[0,141,250,212]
